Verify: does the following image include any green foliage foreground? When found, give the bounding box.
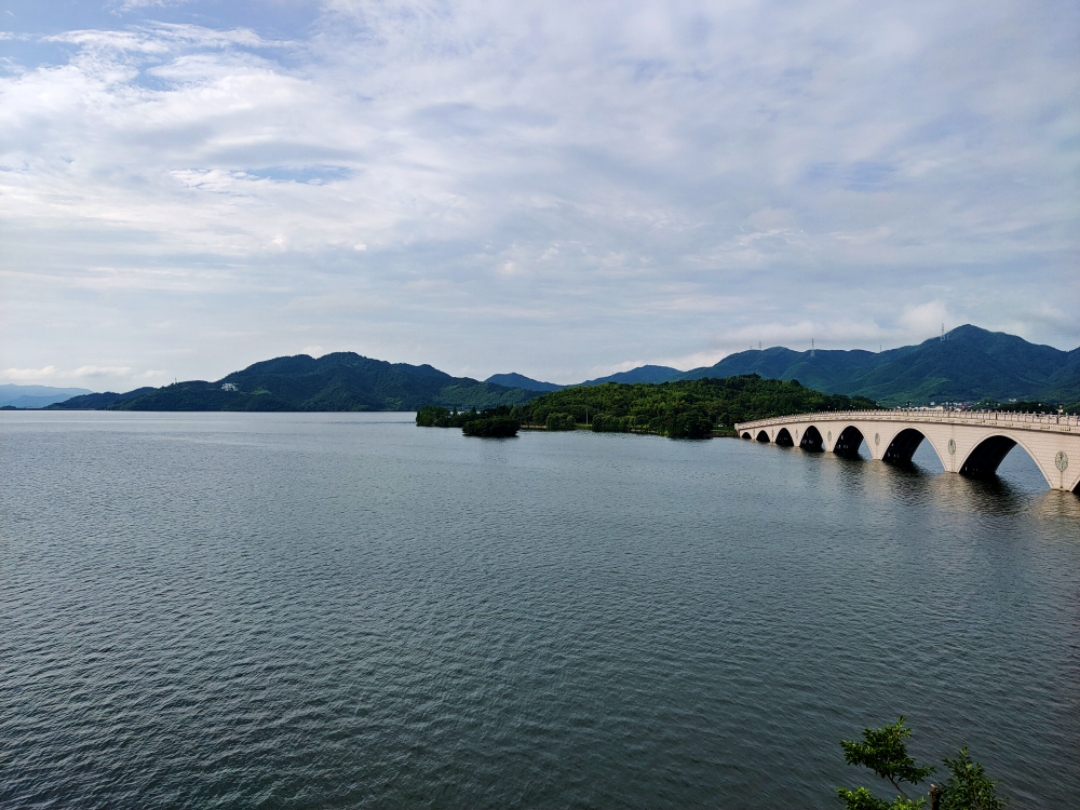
[839,717,1006,810]
[517,374,879,438]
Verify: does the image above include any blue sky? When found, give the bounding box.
[2,0,1078,390]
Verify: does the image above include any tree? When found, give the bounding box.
[839,717,935,810]
[462,416,520,437]
[939,749,1006,810]
[838,720,1007,810]
[545,412,576,431]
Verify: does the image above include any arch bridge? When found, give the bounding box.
[735,410,1080,492]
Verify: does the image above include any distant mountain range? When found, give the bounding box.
[26,324,1080,412]
[579,365,683,386]
[485,326,1079,407]
[485,373,563,392]
[0,384,94,409]
[48,354,538,412]
[676,325,1080,406]
[485,364,682,392]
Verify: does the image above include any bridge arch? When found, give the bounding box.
[741,431,752,440]
[800,425,824,452]
[775,428,794,447]
[876,427,942,469]
[882,427,925,464]
[756,430,770,443]
[955,432,1062,488]
[959,435,1016,479]
[833,425,865,458]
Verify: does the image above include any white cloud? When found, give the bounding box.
[112,0,195,10]
[72,365,134,377]
[0,0,1077,383]
[897,301,959,338]
[1,366,58,381]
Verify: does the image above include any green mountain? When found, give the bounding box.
[679,325,1080,406]
[42,325,1080,413]
[48,387,156,410]
[578,364,682,386]
[487,364,683,390]
[50,353,539,412]
[485,372,564,392]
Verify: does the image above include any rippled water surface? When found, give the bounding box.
[2,412,1079,809]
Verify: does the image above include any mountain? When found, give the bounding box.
[485,373,564,392]
[0,384,94,409]
[48,388,157,410]
[679,325,1080,406]
[49,353,539,412]
[38,325,1080,413]
[578,365,681,386]
[487,365,681,390]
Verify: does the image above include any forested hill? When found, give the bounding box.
[484,365,681,390]
[515,375,878,438]
[679,325,1080,406]
[48,353,539,412]
[485,372,564,392]
[577,364,682,386]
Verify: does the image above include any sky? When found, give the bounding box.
[1,0,1078,390]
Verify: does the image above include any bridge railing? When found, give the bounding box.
[735,409,1080,433]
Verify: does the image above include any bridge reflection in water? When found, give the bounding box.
[735,410,1080,492]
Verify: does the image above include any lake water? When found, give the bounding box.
[2,412,1078,809]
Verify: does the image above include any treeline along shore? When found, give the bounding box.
[418,375,880,438]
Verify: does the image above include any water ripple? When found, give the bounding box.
[1,413,1078,809]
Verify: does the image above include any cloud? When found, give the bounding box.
[46,23,274,53]
[111,0,193,10]
[1,366,58,381]
[72,365,134,377]
[0,0,1077,384]
[897,301,959,337]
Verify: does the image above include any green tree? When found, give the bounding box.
[838,720,1007,810]
[462,416,520,437]
[416,405,450,427]
[545,412,576,431]
[939,749,1006,810]
[839,717,935,809]
[515,375,880,440]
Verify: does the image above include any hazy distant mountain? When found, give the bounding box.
[50,353,539,412]
[578,365,682,386]
[485,373,564,392]
[678,325,1080,406]
[0,384,94,409]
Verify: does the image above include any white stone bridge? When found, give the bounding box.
[735,410,1080,492]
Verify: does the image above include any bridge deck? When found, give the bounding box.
[736,410,1078,435]
[733,409,1080,491]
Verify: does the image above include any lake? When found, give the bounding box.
[2,412,1078,809]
